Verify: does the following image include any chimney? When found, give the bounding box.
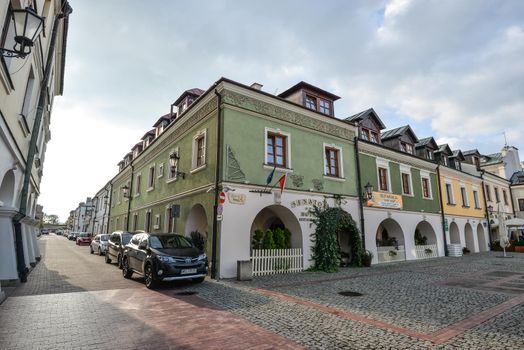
[250,82,263,90]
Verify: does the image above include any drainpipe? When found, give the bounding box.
[125,164,134,231]
[211,88,223,279]
[435,165,449,256]
[354,136,366,248]
[12,2,73,282]
[480,170,493,247]
[105,183,112,233]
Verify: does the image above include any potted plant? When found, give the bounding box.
[462,247,470,254]
[424,248,433,255]
[362,250,373,267]
[388,250,397,257]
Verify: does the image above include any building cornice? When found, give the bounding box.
[358,141,437,172]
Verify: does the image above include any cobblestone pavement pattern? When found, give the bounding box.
[1,235,524,349]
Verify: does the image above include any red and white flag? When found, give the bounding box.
[277,174,287,193]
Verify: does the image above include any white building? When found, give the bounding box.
[92,183,111,235]
[0,0,71,299]
[480,145,521,180]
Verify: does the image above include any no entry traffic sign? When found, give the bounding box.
[219,191,226,204]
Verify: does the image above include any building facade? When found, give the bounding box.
[0,0,71,294]
[92,182,111,236]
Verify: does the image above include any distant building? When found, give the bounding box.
[480,146,521,180]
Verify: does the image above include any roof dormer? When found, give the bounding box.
[450,150,465,171]
[415,137,438,161]
[344,108,386,144]
[463,149,482,170]
[381,125,418,154]
[132,142,143,159]
[153,113,171,137]
[141,129,156,149]
[278,81,340,117]
[173,88,205,116]
[435,144,453,166]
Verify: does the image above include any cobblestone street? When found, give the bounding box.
[1,235,524,349]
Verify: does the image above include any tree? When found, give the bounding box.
[43,214,60,225]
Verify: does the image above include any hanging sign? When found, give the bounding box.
[217,204,223,215]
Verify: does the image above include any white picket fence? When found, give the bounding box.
[414,244,438,259]
[376,245,406,263]
[251,248,303,276]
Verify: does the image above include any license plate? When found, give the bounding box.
[181,268,197,275]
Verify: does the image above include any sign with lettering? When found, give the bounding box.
[367,192,403,209]
[290,198,328,209]
[228,193,247,205]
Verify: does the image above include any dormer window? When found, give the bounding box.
[454,160,461,170]
[443,157,448,166]
[400,142,413,154]
[370,132,379,143]
[427,150,433,160]
[319,99,331,115]
[305,95,317,110]
[360,129,369,141]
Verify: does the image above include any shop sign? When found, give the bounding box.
[367,192,403,210]
[228,193,246,205]
[290,198,328,209]
[444,218,449,231]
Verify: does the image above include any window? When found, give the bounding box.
[132,214,138,231]
[443,157,448,166]
[494,187,500,203]
[319,99,331,115]
[485,184,491,201]
[324,147,340,177]
[267,133,287,167]
[21,68,36,119]
[360,128,379,143]
[401,173,411,195]
[502,190,508,205]
[454,161,461,170]
[378,167,389,191]
[461,186,469,207]
[158,163,164,178]
[519,199,524,212]
[473,190,480,209]
[446,183,454,204]
[400,142,413,154]
[370,132,379,143]
[360,129,369,141]
[116,218,120,230]
[427,150,434,160]
[192,130,207,171]
[422,177,431,198]
[305,95,317,110]
[154,215,161,229]
[145,211,151,232]
[135,174,141,195]
[148,166,155,189]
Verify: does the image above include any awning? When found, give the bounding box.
[505,217,524,227]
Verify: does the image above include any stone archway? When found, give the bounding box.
[250,205,302,249]
[376,218,406,263]
[414,221,438,258]
[185,204,208,237]
[465,223,476,252]
[449,221,460,244]
[477,223,487,252]
[0,170,15,207]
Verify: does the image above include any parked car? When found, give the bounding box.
[90,234,110,255]
[76,232,91,245]
[68,232,78,241]
[122,233,208,289]
[41,229,49,235]
[105,231,134,268]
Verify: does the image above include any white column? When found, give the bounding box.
[0,207,20,280]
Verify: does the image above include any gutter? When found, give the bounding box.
[211,88,222,279]
[436,165,449,256]
[354,136,366,248]
[12,2,72,283]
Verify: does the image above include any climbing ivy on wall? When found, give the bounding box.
[310,205,365,272]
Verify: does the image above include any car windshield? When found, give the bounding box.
[149,235,193,249]
[122,233,133,245]
[79,233,89,237]
[100,234,109,241]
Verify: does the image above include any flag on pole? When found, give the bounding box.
[266,165,276,185]
[278,174,287,193]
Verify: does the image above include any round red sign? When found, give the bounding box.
[219,192,226,204]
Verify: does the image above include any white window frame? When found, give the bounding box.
[153,214,161,230]
[158,163,164,178]
[191,129,207,173]
[445,179,455,204]
[167,147,180,182]
[263,127,293,172]
[323,143,345,181]
[147,164,155,191]
[399,164,413,196]
[376,158,391,193]
[460,182,469,207]
[472,186,480,209]
[135,173,141,196]
[420,170,433,199]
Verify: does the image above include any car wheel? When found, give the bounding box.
[122,258,133,279]
[144,264,157,289]
[98,248,102,255]
[90,246,93,254]
[105,253,112,264]
[192,276,205,284]
[117,254,123,269]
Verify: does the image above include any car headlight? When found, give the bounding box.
[198,253,207,261]
[157,255,174,263]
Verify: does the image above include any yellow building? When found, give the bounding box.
[435,146,489,254]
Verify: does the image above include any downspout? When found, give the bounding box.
[211,88,222,279]
[125,164,134,231]
[436,165,449,256]
[105,183,113,234]
[91,197,99,235]
[480,170,493,247]
[12,2,73,282]
[354,136,366,248]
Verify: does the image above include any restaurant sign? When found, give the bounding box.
[367,192,403,209]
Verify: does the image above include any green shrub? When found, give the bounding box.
[252,229,264,250]
[262,229,276,249]
[190,231,206,251]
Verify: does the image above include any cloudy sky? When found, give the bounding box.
[39,0,524,221]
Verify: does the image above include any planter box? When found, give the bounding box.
[515,246,524,253]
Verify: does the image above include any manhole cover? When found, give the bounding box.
[175,291,198,296]
[338,291,363,297]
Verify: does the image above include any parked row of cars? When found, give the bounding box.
[73,230,209,289]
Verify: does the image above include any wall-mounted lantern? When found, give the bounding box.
[363,182,373,201]
[169,151,186,179]
[0,7,44,58]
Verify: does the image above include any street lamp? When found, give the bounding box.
[0,7,44,58]
[122,185,130,199]
[169,151,186,179]
[488,204,493,216]
[363,182,373,201]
